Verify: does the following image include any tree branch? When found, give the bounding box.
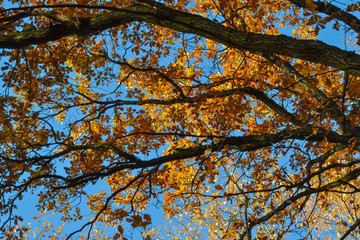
[1,3,360,76]
[288,0,360,33]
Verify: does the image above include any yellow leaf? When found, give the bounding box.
[204,148,212,155]
[306,0,317,11]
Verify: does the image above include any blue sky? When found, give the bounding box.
[1,0,360,239]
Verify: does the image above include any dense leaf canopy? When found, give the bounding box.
[1,0,360,239]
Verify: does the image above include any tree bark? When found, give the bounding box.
[1,3,360,76]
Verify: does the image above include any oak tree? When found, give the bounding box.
[0,0,360,239]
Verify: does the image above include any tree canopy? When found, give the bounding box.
[1,0,360,239]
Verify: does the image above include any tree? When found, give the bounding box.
[0,0,360,239]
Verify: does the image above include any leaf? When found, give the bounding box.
[305,0,317,11]
[0,0,359,239]
[204,148,212,155]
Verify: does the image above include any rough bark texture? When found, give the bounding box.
[1,3,360,76]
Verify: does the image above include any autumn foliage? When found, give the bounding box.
[1,0,360,239]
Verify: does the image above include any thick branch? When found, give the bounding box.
[142,129,350,168]
[9,128,350,186]
[1,3,360,76]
